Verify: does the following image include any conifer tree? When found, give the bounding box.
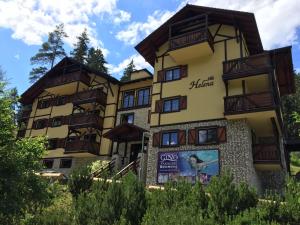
[29,24,67,83]
[70,28,90,64]
[120,59,135,82]
[86,47,108,73]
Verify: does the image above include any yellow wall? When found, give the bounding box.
[130,70,151,80]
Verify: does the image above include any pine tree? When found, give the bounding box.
[120,59,135,82]
[70,28,90,64]
[29,24,67,83]
[86,47,108,73]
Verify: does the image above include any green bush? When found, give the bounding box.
[68,165,93,198]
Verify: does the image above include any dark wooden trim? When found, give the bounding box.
[150,118,226,128]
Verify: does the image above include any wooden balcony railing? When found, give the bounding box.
[224,92,275,115]
[20,110,31,119]
[223,53,272,80]
[65,140,99,155]
[169,28,214,51]
[92,158,116,178]
[46,71,90,88]
[73,88,107,106]
[115,157,140,179]
[69,113,103,130]
[253,140,280,163]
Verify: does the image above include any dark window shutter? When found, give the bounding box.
[180,65,188,78]
[152,132,161,147]
[155,100,163,113]
[157,70,164,82]
[188,129,197,145]
[180,96,187,110]
[178,130,186,145]
[217,126,226,143]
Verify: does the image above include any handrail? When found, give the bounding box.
[92,158,116,178]
[223,53,270,64]
[114,157,141,179]
[224,91,273,99]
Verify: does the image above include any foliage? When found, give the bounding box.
[281,72,300,137]
[29,24,67,82]
[120,59,135,82]
[87,47,108,73]
[68,165,93,198]
[70,28,90,63]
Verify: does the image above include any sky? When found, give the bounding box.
[0,0,300,95]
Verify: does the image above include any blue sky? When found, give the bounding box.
[0,0,299,95]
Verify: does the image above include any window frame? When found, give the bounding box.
[56,96,66,106]
[197,127,218,145]
[43,159,54,169]
[163,98,180,113]
[164,67,181,82]
[38,99,51,109]
[161,131,179,147]
[52,117,62,127]
[122,91,135,109]
[121,113,134,124]
[137,88,150,106]
[35,119,47,129]
[59,158,72,169]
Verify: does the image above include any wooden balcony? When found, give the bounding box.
[223,53,272,80]
[169,28,214,51]
[224,92,275,115]
[20,109,31,119]
[253,141,280,164]
[46,71,90,88]
[65,140,99,155]
[69,113,103,130]
[73,88,107,106]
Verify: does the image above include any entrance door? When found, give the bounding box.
[130,144,142,162]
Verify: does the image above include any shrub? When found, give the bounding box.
[68,165,93,198]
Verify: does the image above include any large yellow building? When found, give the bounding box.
[19,5,295,193]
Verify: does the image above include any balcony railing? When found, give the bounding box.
[46,71,90,88]
[169,28,214,51]
[65,140,99,155]
[224,92,275,115]
[253,139,280,163]
[69,113,103,130]
[20,110,31,119]
[72,88,107,106]
[223,53,272,80]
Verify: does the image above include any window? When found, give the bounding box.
[165,68,180,81]
[52,117,62,127]
[38,100,50,109]
[84,134,97,142]
[137,88,150,106]
[198,128,217,144]
[162,132,178,146]
[122,91,134,108]
[59,158,72,168]
[35,119,47,129]
[48,139,58,150]
[43,159,54,169]
[121,113,134,124]
[56,96,66,106]
[163,98,179,112]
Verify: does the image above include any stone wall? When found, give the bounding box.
[116,107,150,129]
[147,119,263,193]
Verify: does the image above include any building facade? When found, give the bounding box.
[19,5,295,193]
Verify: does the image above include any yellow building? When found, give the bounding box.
[19,5,295,193]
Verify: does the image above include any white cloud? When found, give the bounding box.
[116,0,300,49]
[107,54,152,78]
[0,0,130,56]
[296,68,300,73]
[185,0,300,49]
[14,54,20,60]
[115,10,174,45]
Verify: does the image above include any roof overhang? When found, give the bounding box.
[269,46,295,96]
[135,4,263,66]
[103,123,147,143]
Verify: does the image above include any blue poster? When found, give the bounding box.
[157,150,219,184]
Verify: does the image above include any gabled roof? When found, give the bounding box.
[135,4,263,66]
[20,57,119,104]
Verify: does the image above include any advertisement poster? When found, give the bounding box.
[157,150,219,184]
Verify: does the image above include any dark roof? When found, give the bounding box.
[103,123,147,142]
[20,57,119,104]
[120,76,153,85]
[135,4,263,66]
[268,46,295,95]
